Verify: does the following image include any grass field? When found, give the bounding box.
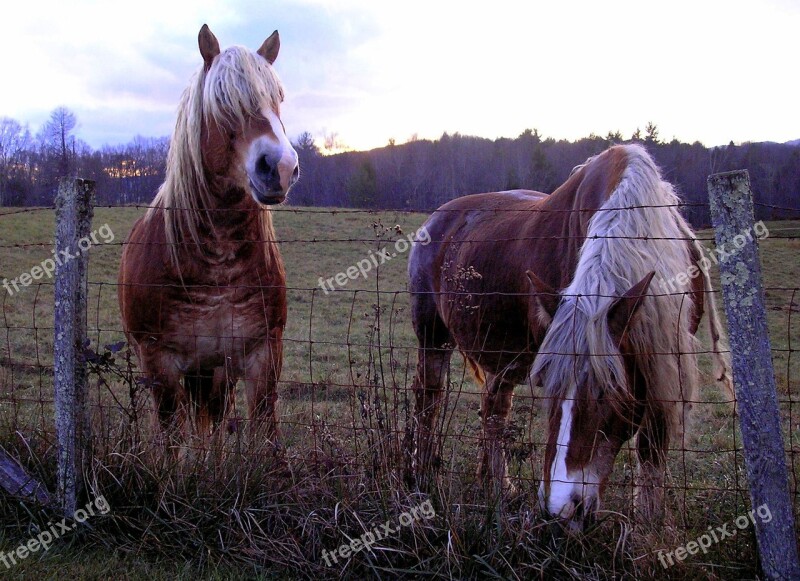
[0,205,798,579]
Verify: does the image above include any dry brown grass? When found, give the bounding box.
[0,208,798,579]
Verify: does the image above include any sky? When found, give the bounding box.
[1,0,798,152]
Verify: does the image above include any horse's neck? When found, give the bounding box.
[529,184,608,289]
[202,182,273,241]
[546,148,623,223]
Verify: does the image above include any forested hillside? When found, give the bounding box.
[291,129,800,226]
[2,110,798,226]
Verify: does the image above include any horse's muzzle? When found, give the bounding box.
[249,157,298,205]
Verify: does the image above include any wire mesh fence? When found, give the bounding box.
[0,195,798,578]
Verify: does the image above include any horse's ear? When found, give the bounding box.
[526,270,559,327]
[258,30,280,64]
[608,271,656,345]
[199,24,221,70]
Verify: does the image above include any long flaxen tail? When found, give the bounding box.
[684,230,735,403]
[700,249,735,402]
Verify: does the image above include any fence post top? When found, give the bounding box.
[57,177,96,189]
[707,169,750,184]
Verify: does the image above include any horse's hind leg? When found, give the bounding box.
[209,366,234,430]
[185,370,214,440]
[408,295,453,490]
[478,373,516,496]
[185,367,235,453]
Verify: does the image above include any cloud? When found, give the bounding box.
[1,0,798,149]
[0,0,387,147]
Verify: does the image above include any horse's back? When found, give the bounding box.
[408,189,550,377]
[409,189,547,296]
[406,147,643,377]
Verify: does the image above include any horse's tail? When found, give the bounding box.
[702,259,736,402]
[466,356,486,387]
[692,237,735,403]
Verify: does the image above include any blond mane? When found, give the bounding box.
[147,46,284,269]
[532,145,707,435]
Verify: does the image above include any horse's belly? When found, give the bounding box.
[440,291,535,377]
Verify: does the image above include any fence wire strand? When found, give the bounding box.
[0,200,798,573]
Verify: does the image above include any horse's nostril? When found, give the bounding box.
[292,164,299,181]
[253,154,283,193]
[256,155,275,179]
[569,493,585,519]
[573,501,584,520]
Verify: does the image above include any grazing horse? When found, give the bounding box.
[408,145,731,526]
[118,25,298,448]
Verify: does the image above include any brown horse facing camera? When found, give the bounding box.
[118,25,298,450]
[408,144,732,528]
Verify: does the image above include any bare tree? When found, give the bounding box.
[322,130,348,154]
[0,117,33,205]
[39,107,78,179]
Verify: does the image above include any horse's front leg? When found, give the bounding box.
[139,348,187,459]
[634,408,670,523]
[244,330,283,444]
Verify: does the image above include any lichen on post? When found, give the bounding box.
[53,178,95,518]
[708,170,800,580]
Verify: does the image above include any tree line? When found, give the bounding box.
[2,108,799,226]
[292,127,800,226]
[0,108,167,207]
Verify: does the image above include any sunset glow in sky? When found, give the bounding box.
[2,0,798,151]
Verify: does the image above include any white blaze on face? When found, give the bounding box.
[264,108,297,191]
[244,107,299,197]
[541,387,601,522]
[547,393,577,516]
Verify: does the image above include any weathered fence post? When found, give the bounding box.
[54,178,95,517]
[708,170,800,579]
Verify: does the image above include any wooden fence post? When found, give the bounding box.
[54,178,95,517]
[707,170,800,579]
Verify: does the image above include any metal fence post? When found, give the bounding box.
[53,178,95,517]
[707,170,800,579]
